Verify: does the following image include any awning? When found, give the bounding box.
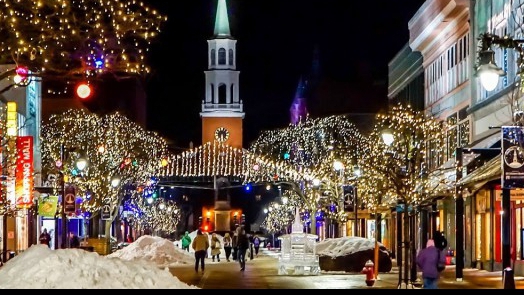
[462,132,500,165]
[458,156,500,187]
[421,133,501,199]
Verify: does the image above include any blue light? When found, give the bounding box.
[245,183,252,191]
[283,152,290,160]
[95,59,104,69]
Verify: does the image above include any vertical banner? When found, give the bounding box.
[15,136,34,208]
[502,126,524,188]
[38,195,59,218]
[64,184,76,214]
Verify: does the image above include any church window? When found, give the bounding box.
[229,49,234,65]
[210,49,216,65]
[218,48,226,65]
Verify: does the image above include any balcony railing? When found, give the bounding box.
[201,103,243,112]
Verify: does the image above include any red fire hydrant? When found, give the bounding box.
[362,260,375,287]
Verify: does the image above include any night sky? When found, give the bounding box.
[143,0,427,149]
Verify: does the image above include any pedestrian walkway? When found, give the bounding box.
[168,248,524,289]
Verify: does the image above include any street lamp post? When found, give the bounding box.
[381,128,413,288]
[333,160,344,238]
[476,32,520,289]
[104,174,121,254]
[353,165,361,237]
[58,145,88,248]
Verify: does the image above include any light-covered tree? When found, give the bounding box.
[250,115,366,232]
[41,109,171,217]
[0,0,166,95]
[134,197,180,235]
[359,104,445,208]
[359,103,445,285]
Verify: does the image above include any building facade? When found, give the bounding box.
[392,0,524,276]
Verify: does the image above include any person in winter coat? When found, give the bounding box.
[192,229,210,273]
[252,234,261,257]
[181,231,192,252]
[39,228,51,247]
[232,230,239,261]
[210,232,221,262]
[416,239,447,289]
[223,232,233,262]
[237,228,250,271]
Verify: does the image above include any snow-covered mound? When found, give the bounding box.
[316,236,385,257]
[0,245,198,289]
[108,235,194,267]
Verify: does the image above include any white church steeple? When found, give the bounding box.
[201,0,244,119]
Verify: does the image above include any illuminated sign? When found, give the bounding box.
[7,101,17,136]
[16,136,34,208]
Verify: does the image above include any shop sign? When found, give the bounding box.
[15,136,33,208]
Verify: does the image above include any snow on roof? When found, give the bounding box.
[0,244,198,289]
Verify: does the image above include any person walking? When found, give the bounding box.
[192,229,210,274]
[69,232,80,248]
[210,232,221,262]
[416,239,446,289]
[181,231,192,252]
[252,234,261,257]
[232,230,239,261]
[237,228,250,271]
[39,228,51,247]
[223,232,233,262]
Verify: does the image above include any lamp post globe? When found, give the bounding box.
[333,160,344,172]
[75,157,88,171]
[111,175,121,188]
[479,66,501,91]
[381,129,395,146]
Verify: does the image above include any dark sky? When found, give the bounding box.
[143,0,426,149]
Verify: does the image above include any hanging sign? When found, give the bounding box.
[502,126,524,189]
[15,136,34,208]
[64,184,76,214]
[101,202,112,220]
[38,195,59,218]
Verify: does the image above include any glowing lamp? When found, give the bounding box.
[161,158,168,167]
[14,66,29,84]
[76,82,92,99]
[381,128,395,146]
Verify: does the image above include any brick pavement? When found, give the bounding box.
[168,249,524,289]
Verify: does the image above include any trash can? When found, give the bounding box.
[8,251,16,260]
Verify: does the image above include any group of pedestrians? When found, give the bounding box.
[191,226,254,274]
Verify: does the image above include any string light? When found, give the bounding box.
[41,109,170,214]
[358,103,446,209]
[0,0,166,94]
[251,115,366,228]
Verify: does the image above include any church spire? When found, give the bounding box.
[290,76,309,125]
[214,0,231,38]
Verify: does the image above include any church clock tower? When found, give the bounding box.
[201,0,244,149]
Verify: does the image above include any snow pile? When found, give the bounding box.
[0,245,198,289]
[316,236,384,257]
[108,235,194,267]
